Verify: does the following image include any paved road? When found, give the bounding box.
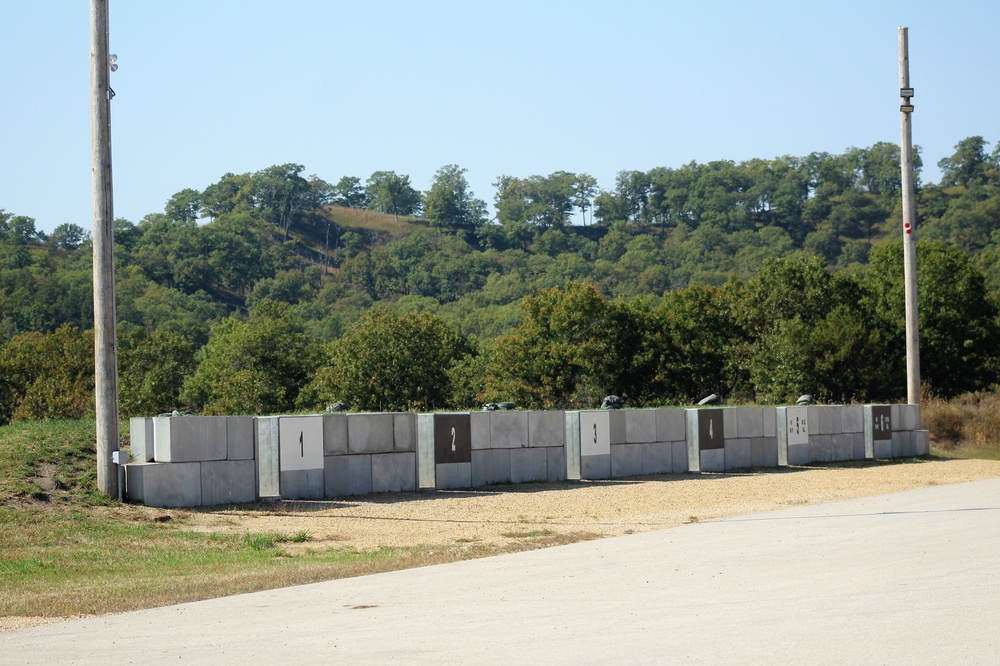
[3,478,999,665]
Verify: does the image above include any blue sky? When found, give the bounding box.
[2,1,998,234]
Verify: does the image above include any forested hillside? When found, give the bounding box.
[2,137,1000,420]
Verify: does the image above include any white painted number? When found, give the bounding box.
[451,426,457,452]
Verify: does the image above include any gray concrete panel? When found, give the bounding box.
[436,462,472,490]
[201,460,256,506]
[816,406,843,435]
[546,446,566,482]
[324,454,372,497]
[891,431,913,458]
[416,414,436,489]
[322,413,348,456]
[750,437,778,468]
[124,462,145,502]
[528,411,565,448]
[685,410,701,473]
[776,407,789,467]
[723,408,738,439]
[641,442,673,475]
[255,417,280,498]
[831,433,854,462]
[724,439,751,470]
[672,441,689,473]
[734,407,764,439]
[470,412,492,450]
[510,447,548,484]
[490,411,528,449]
[579,411,611,457]
[226,417,255,461]
[809,435,835,463]
[762,407,777,438]
[610,443,643,478]
[371,452,416,493]
[581,454,611,480]
[393,413,416,452]
[787,443,810,466]
[625,410,657,444]
[278,416,324,472]
[348,413,396,454]
[153,416,228,463]
[608,410,626,445]
[841,405,864,434]
[564,412,582,480]
[913,430,930,456]
[655,409,686,443]
[874,439,892,459]
[892,403,921,431]
[852,432,866,460]
[131,461,202,508]
[699,448,725,473]
[280,469,324,500]
[472,448,511,487]
[129,417,154,462]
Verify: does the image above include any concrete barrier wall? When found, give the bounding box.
[126,404,930,508]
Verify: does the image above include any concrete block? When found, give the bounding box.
[689,409,724,452]
[436,462,472,490]
[153,416,228,463]
[348,413,396,454]
[579,411,611,457]
[201,460,256,506]
[724,438,751,470]
[686,410,701,473]
[656,409,686,443]
[820,406,845,435]
[809,435,835,463]
[852,432,866,460]
[893,404,921,432]
[762,407,777,438]
[470,412,492,450]
[735,408,764,439]
[581,454,611,480]
[325,454,372,497]
[255,416,280,498]
[842,406,864,434]
[750,437,778,468]
[642,442,673,475]
[831,434,854,462]
[625,410,658,444]
[547,446,566,482]
[699,448,725,473]
[528,411,565,448]
[226,417,254,461]
[723,408,738,439]
[510,447,548,484]
[490,411,528,449]
[416,414,436,489]
[323,414,349,456]
[128,461,201,508]
[472,448,511,487]
[278,416,324,472]
[784,407,810,445]
[913,430,930,456]
[672,441,689,473]
[564,412,582,480]
[892,431,913,458]
[609,410,626,445]
[610,443,644,478]
[787,443,810,466]
[280,469,324,500]
[874,440,892,459]
[393,413,416,452]
[130,417,154,462]
[371,452,416,493]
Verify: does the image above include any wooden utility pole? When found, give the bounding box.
[91,0,120,497]
[898,27,921,408]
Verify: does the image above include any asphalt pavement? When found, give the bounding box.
[2,478,999,665]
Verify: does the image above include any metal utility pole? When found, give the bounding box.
[91,0,120,497]
[898,27,921,408]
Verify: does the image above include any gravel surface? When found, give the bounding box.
[5,457,999,634]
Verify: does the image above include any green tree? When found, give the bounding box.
[0,326,94,423]
[330,176,370,209]
[302,305,471,412]
[182,301,317,415]
[423,164,487,230]
[118,325,197,417]
[365,171,422,221]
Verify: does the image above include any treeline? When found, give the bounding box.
[1,137,1000,422]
